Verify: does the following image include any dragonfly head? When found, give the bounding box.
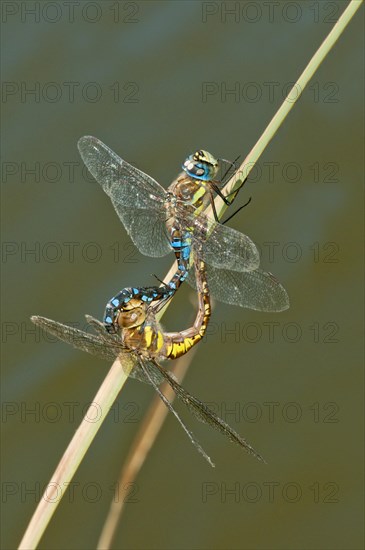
[182,150,218,181]
[116,299,147,329]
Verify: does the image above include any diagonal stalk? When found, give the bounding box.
[18,358,132,550]
[18,2,363,548]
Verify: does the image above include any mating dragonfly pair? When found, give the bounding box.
[32,136,289,466]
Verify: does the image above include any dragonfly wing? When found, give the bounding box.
[78,136,171,257]
[115,207,171,257]
[152,361,264,462]
[139,359,214,466]
[187,266,289,312]
[185,210,260,272]
[31,315,162,385]
[31,316,120,361]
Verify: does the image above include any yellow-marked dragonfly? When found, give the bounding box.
[32,260,264,467]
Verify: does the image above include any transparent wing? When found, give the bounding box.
[179,207,260,272]
[30,315,164,385]
[78,136,171,257]
[31,315,264,465]
[187,266,289,312]
[139,358,215,467]
[152,360,264,462]
[31,315,121,361]
[114,207,171,257]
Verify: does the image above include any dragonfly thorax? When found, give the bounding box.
[182,150,219,182]
[172,175,208,206]
[124,323,165,359]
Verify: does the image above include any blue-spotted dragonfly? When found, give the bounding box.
[32,260,264,467]
[78,137,289,330]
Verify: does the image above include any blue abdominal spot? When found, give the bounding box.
[182,248,191,261]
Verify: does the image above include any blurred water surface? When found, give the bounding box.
[2,2,364,549]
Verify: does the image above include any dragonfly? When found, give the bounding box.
[105,258,212,361]
[78,136,289,321]
[32,260,264,467]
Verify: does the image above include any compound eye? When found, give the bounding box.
[118,306,146,328]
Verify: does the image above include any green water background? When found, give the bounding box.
[2,2,364,549]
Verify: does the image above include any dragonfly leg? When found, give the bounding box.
[221,196,252,225]
[209,191,220,222]
[218,174,248,205]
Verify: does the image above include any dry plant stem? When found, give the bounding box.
[209,0,364,220]
[18,358,132,550]
[19,2,363,548]
[96,348,199,550]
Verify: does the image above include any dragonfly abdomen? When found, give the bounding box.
[164,259,211,360]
